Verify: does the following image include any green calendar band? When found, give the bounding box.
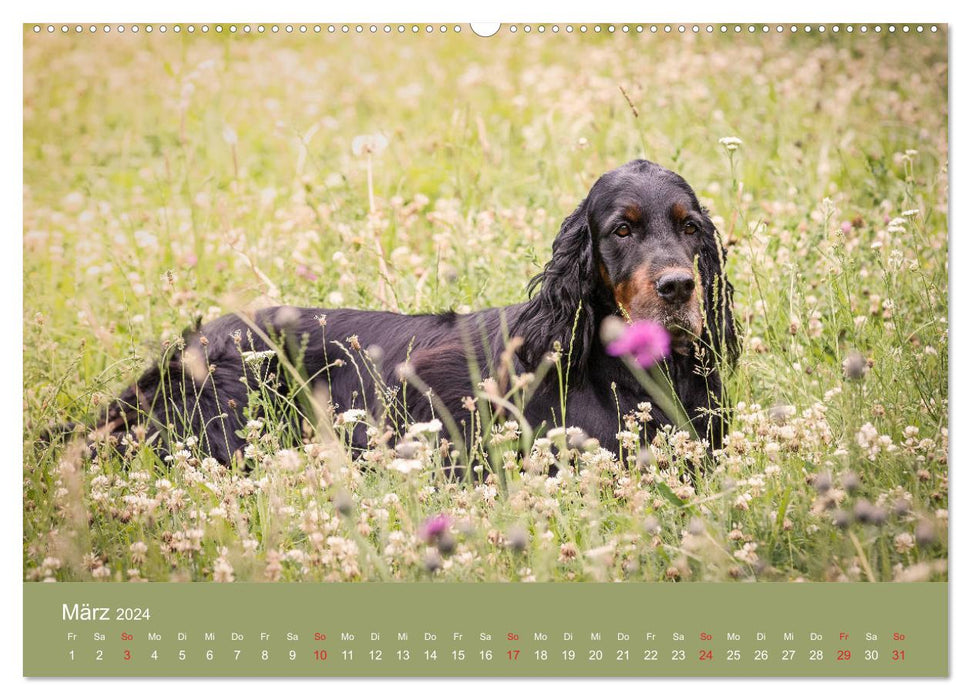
[24,582,947,677]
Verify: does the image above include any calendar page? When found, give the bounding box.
[22,20,949,680]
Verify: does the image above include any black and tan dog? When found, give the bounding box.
[71,160,737,464]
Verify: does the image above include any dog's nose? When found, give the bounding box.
[656,271,695,305]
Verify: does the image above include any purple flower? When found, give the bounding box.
[605,320,671,368]
[419,514,450,543]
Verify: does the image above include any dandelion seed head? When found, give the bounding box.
[351,132,389,157]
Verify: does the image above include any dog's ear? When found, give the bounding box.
[697,211,739,366]
[514,198,597,379]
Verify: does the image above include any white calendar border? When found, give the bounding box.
[2,0,965,697]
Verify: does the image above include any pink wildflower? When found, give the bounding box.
[295,264,318,282]
[419,514,450,543]
[606,320,671,368]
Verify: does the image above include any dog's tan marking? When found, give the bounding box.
[623,205,642,223]
[614,264,704,351]
[599,262,612,287]
[671,202,687,221]
[614,266,664,322]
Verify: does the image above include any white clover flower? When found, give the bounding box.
[133,229,158,249]
[719,136,743,151]
[490,420,521,444]
[406,419,443,437]
[733,542,759,564]
[241,350,276,366]
[388,458,423,475]
[274,449,302,471]
[213,555,235,583]
[894,533,915,553]
[338,409,367,425]
[616,430,639,450]
[857,422,879,449]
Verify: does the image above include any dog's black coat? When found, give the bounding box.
[89,160,737,464]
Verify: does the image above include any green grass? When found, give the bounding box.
[23,28,948,582]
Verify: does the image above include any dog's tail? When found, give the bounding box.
[37,364,165,451]
[40,335,254,464]
[37,420,88,445]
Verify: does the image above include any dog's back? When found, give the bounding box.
[79,305,513,464]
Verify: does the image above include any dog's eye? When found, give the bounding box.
[615,223,632,237]
[683,221,697,235]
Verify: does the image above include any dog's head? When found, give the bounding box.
[586,161,712,353]
[518,159,737,374]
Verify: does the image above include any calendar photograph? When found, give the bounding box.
[21,21,949,678]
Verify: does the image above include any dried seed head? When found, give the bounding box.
[855,500,888,526]
[841,471,860,494]
[813,472,832,494]
[832,509,851,529]
[423,549,442,573]
[333,489,353,517]
[842,351,868,380]
[567,429,589,451]
[272,305,300,331]
[854,499,875,524]
[558,542,578,562]
[436,532,456,557]
[366,344,384,364]
[768,404,795,425]
[636,448,655,471]
[395,441,421,460]
[506,525,529,553]
[915,520,937,547]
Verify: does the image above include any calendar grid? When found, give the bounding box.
[24,583,947,677]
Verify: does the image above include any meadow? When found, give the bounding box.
[23,26,948,583]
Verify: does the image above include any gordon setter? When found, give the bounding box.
[80,159,737,465]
